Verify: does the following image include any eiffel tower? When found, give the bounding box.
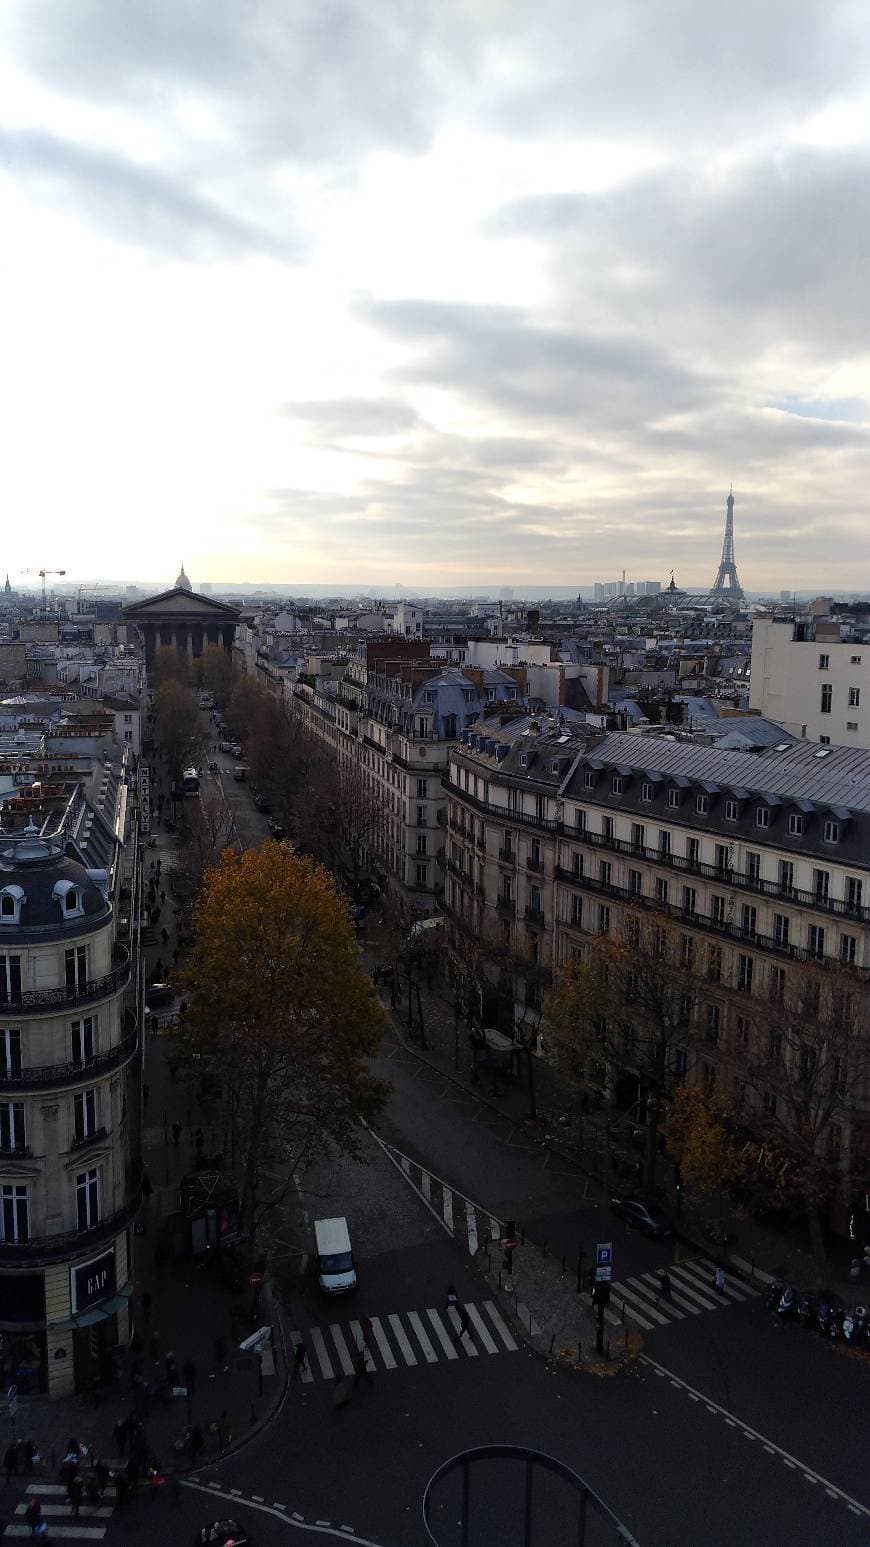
[710,487,744,599]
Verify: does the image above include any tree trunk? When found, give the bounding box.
[806,1196,829,1289]
[644,1099,659,1193]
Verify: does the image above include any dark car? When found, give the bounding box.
[194,1521,251,1546]
[253,793,272,814]
[145,981,174,1008]
[610,1195,674,1238]
[268,818,286,840]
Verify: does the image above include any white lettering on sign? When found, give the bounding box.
[86,1267,111,1298]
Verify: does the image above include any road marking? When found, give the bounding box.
[426,1307,459,1359]
[617,1282,671,1325]
[367,1316,396,1370]
[442,1188,453,1232]
[407,1310,438,1363]
[465,1200,478,1254]
[23,1486,116,1498]
[665,1267,719,1311]
[15,1504,113,1517]
[489,1217,501,1240]
[253,1495,265,1503]
[330,1324,355,1376]
[483,1300,518,1351]
[4,1529,107,1540]
[183,1479,388,1544]
[309,1327,335,1380]
[610,1293,656,1331]
[639,1352,870,1518]
[388,1312,418,1366]
[466,1302,499,1353]
[637,1272,689,1316]
[421,1171,431,1202]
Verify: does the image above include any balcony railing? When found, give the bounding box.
[0,1024,139,1092]
[525,907,546,928]
[497,846,516,865]
[495,895,516,917]
[553,867,866,972]
[0,944,131,1017]
[443,780,558,834]
[0,1190,141,1265]
[70,1126,109,1152]
[557,825,870,922]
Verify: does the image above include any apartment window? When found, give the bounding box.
[686,838,700,868]
[535,794,547,822]
[680,934,694,968]
[76,1168,100,1231]
[701,1062,717,1094]
[813,868,830,903]
[808,924,825,960]
[641,781,654,802]
[74,1090,98,1143]
[779,860,794,895]
[773,914,790,947]
[841,933,857,965]
[788,815,804,842]
[0,954,22,1005]
[682,886,696,916]
[602,816,614,841]
[849,686,861,707]
[501,921,511,951]
[736,1015,750,1047]
[673,1049,688,1078]
[629,868,643,898]
[667,788,680,809]
[571,851,584,878]
[502,875,513,903]
[823,820,839,844]
[599,861,612,889]
[762,1091,778,1118]
[820,684,832,714]
[584,771,595,790]
[695,793,708,815]
[626,918,640,951]
[705,1004,720,1044]
[570,894,583,926]
[64,946,88,995]
[655,877,669,905]
[724,799,738,821]
[847,722,858,731]
[711,895,726,927]
[740,905,757,939]
[415,864,428,887]
[598,905,611,935]
[528,885,542,919]
[659,831,671,858]
[502,831,515,858]
[818,653,829,670]
[769,966,786,1001]
[575,809,586,832]
[71,1018,95,1066]
[851,655,862,664]
[417,717,429,738]
[123,713,132,724]
[746,852,761,884]
[0,1030,21,1079]
[0,1102,25,1152]
[416,806,426,827]
[0,1184,28,1243]
[611,775,623,795]
[819,735,831,745]
[629,824,644,853]
[715,843,730,876]
[737,954,754,993]
[529,840,541,869]
[678,992,695,1026]
[416,834,428,855]
[754,807,769,830]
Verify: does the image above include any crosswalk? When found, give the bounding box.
[376,1138,502,1255]
[3,1472,124,1539]
[289,1299,518,1383]
[596,1256,761,1332]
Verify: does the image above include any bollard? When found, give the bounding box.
[498,1271,502,1290]
[577,1341,582,1362]
[549,1334,555,1354]
[561,1254,566,1276]
[250,1401,256,1424]
[606,1339,611,1361]
[624,1327,628,1349]
[528,1311,533,1335]
[542,1240,547,1258]
[514,1294,519,1315]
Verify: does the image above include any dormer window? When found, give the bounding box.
[52,879,84,919]
[641,782,654,802]
[724,799,738,821]
[667,789,680,809]
[611,776,623,795]
[788,813,803,837]
[584,771,595,789]
[0,886,24,925]
[754,807,770,829]
[696,793,708,815]
[823,819,840,845]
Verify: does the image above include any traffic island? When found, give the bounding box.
[473,1233,643,1375]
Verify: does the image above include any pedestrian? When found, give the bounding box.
[150,1329,160,1362]
[161,928,169,946]
[659,1268,671,1297]
[452,1304,471,1342]
[21,1440,37,1474]
[332,1373,352,1411]
[4,1440,18,1481]
[353,1343,373,1388]
[142,1290,152,1325]
[714,1265,726,1295]
[171,1120,182,1147]
[216,1411,231,1453]
[182,1359,197,1394]
[67,1471,83,1516]
[143,1082,150,1108]
[361,1317,373,1353]
[444,1282,459,1314]
[24,1496,42,1537]
[189,1425,205,1466]
[95,1459,110,1496]
[292,1342,308,1380]
[194,1128,204,1157]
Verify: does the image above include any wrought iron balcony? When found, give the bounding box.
[495,895,516,917]
[524,906,546,928]
[0,1022,138,1092]
[497,846,516,864]
[0,944,131,1017]
[0,1190,141,1265]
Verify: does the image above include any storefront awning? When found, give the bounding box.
[48,1281,133,1332]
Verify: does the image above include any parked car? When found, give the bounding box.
[145,981,174,1008]
[194,1522,251,1546]
[218,741,235,753]
[253,793,272,814]
[232,765,248,782]
[609,1195,674,1238]
[268,818,286,839]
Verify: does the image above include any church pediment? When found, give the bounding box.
[123,588,240,620]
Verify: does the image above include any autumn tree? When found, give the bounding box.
[198,642,234,706]
[153,680,204,787]
[178,843,388,1242]
[665,1082,741,1197]
[150,644,191,689]
[177,783,238,891]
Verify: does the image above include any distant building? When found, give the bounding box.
[750,614,870,748]
[175,564,192,593]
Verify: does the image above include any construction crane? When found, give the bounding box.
[38,569,66,611]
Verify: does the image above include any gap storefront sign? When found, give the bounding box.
[71,1249,116,1314]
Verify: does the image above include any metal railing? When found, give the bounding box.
[0,944,131,1016]
[0,1190,141,1265]
[0,1023,138,1092]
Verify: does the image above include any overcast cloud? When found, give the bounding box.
[1,0,868,590]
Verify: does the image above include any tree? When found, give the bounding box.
[665,1082,740,1196]
[177,784,238,891]
[199,643,234,706]
[153,680,204,788]
[151,644,191,689]
[178,843,388,1243]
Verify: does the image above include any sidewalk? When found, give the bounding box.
[4,785,288,1482]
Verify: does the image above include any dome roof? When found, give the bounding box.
[0,825,110,930]
[175,563,192,592]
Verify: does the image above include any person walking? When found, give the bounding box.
[353,1343,373,1388]
[67,1470,83,1517]
[4,1440,18,1482]
[659,1268,672,1297]
[21,1440,37,1474]
[171,1120,182,1148]
[161,928,169,946]
[361,1317,373,1353]
[444,1282,459,1314]
[182,1358,197,1395]
[189,1425,205,1467]
[292,1342,308,1380]
[714,1265,726,1295]
[452,1304,471,1343]
[95,1459,110,1496]
[24,1496,43,1537]
[216,1412,231,1453]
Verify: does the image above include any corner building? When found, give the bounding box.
[0,826,138,1397]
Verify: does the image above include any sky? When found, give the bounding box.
[1,1,869,594]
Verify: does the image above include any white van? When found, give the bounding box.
[314,1217,357,1295]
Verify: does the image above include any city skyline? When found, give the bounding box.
[2,3,869,588]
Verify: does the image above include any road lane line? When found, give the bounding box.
[368,1317,397,1370]
[489,1217,501,1240]
[688,1259,754,1301]
[330,1324,355,1376]
[639,1352,870,1518]
[465,1201,478,1254]
[4,1529,107,1541]
[421,1171,431,1202]
[442,1188,454,1232]
[483,1301,518,1351]
[466,1302,499,1352]
[183,1478,387,1543]
[407,1310,438,1362]
[426,1308,459,1359]
[309,1327,335,1380]
[388,1312,418,1366]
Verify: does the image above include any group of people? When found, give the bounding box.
[3,1438,39,1480]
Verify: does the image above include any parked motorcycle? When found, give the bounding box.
[766,1279,784,1312]
[797,1292,816,1328]
[775,1284,798,1321]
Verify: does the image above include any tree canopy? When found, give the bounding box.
[178,842,388,1241]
